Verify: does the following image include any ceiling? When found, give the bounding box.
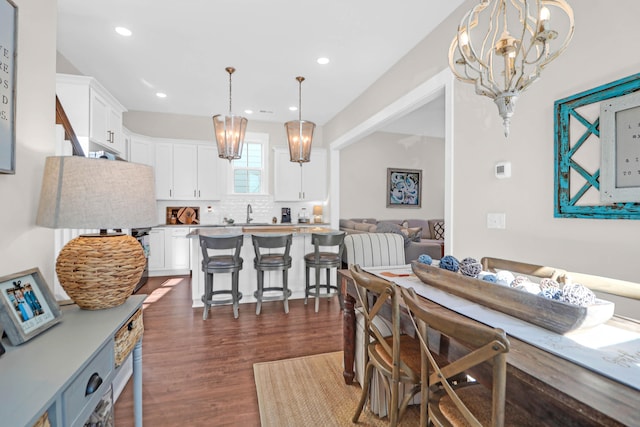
[57,0,463,131]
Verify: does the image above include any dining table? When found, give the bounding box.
[338,267,640,427]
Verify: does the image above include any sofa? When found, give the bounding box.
[339,218,444,262]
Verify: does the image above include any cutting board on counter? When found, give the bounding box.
[167,206,199,225]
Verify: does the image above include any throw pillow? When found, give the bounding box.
[400,226,422,242]
[429,220,445,240]
[376,221,410,245]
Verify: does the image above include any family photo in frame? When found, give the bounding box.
[0,267,62,345]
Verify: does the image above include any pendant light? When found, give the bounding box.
[285,76,315,164]
[213,67,248,161]
[448,0,574,137]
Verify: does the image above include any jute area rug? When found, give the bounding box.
[253,351,420,426]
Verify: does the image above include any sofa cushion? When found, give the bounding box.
[376,221,411,245]
[428,219,445,240]
[340,219,357,229]
[354,222,377,232]
[405,219,432,239]
[351,218,378,224]
[400,226,422,242]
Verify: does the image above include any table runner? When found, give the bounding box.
[365,265,640,391]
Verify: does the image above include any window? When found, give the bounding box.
[231,133,267,194]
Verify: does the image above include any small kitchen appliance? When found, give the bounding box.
[281,207,291,223]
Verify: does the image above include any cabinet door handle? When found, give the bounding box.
[194,190,196,197]
[169,189,172,197]
[85,372,103,396]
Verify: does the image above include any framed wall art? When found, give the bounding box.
[387,168,422,208]
[554,73,640,219]
[0,267,62,345]
[0,0,17,174]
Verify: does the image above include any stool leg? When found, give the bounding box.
[202,272,212,320]
[283,268,289,314]
[304,264,310,305]
[256,270,263,315]
[314,265,321,312]
[326,268,331,294]
[232,271,240,319]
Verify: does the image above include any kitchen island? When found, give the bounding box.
[187,224,336,310]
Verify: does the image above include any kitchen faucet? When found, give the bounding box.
[246,204,253,224]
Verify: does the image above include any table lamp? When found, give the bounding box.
[312,205,323,224]
[36,156,157,310]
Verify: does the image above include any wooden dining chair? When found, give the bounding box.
[400,286,536,427]
[350,265,421,426]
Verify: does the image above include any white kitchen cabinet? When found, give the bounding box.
[172,144,198,199]
[148,228,165,271]
[56,74,127,156]
[149,227,191,275]
[154,142,174,199]
[128,133,155,166]
[273,148,327,201]
[166,228,191,271]
[153,140,221,200]
[197,145,221,200]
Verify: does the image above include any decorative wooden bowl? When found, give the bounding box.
[411,261,615,334]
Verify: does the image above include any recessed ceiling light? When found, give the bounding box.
[115,27,132,37]
[244,109,253,114]
[156,92,167,98]
[289,106,298,111]
[317,57,330,65]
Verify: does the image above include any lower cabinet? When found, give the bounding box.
[149,227,191,276]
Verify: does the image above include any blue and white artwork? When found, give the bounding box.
[387,168,421,207]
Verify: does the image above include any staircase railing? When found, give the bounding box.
[55,95,85,157]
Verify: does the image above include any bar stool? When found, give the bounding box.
[304,232,346,312]
[251,234,293,315]
[199,234,244,320]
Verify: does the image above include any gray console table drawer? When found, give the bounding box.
[62,341,114,427]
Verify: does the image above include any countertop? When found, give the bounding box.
[187,224,336,237]
[155,222,330,228]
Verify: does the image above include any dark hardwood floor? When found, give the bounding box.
[114,275,344,426]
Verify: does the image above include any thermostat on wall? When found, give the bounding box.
[495,161,511,179]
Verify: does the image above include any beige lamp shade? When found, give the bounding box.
[36,156,157,229]
[36,156,157,309]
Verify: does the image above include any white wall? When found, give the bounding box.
[0,0,57,287]
[325,0,640,316]
[340,131,444,220]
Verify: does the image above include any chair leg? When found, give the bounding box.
[314,266,321,312]
[232,271,240,319]
[256,270,263,315]
[304,265,309,305]
[336,268,345,310]
[202,272,212,320]
[352,362,374,423]
[283,268,289,314]
[389,377,400,427]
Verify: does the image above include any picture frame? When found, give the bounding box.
[600,89,640,203]
[387,168,422,208]
[0,0,17,174]
[0,267,62,345]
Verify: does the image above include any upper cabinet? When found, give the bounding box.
[56,74,127,156]
[273,147,327,201]
[128,132,155,167]
[154,140,222,201]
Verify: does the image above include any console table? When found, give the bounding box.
[0,295,145,427]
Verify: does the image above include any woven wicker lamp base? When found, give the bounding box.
[56,234,145,310]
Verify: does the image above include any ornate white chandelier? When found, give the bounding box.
[448,0,574,136]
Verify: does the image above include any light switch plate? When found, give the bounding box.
[487,213,506,229]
